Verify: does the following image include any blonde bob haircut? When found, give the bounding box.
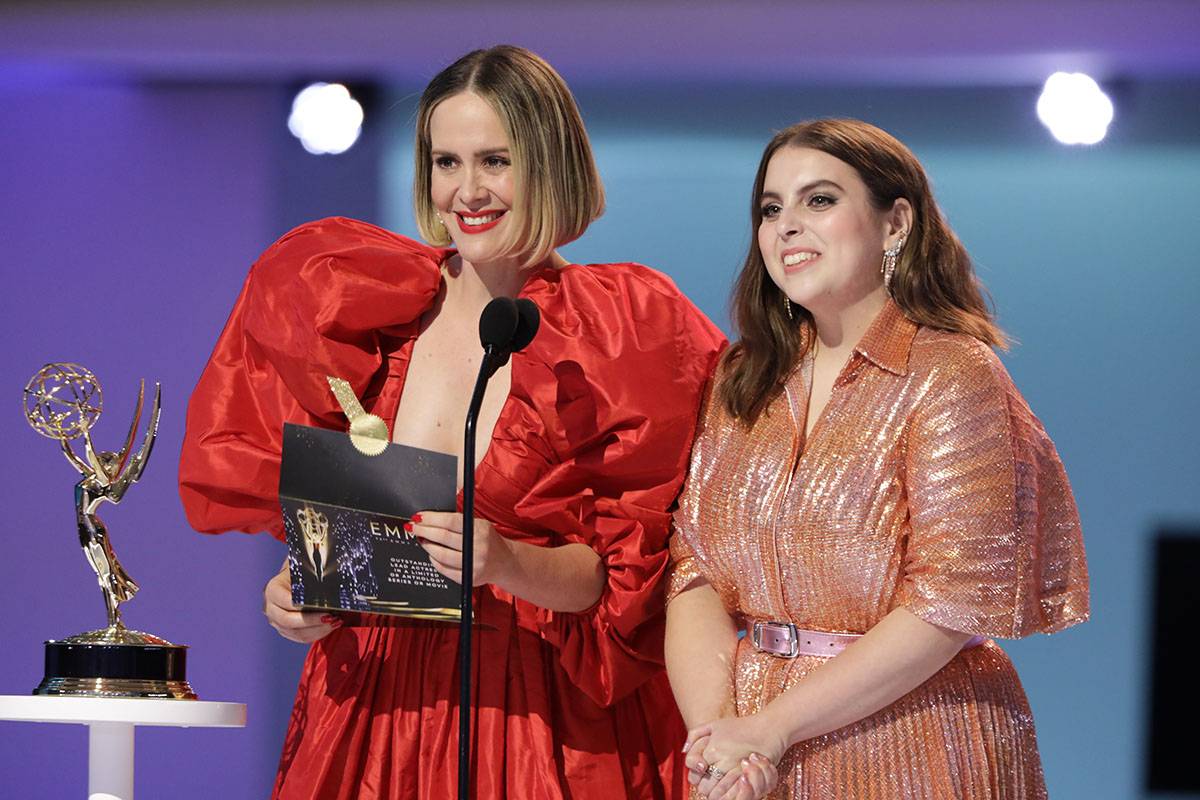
[413,46,605,267]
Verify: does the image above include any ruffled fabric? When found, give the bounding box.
[179,217,725,799]
[499,263,726,706]
[179,217,445,538]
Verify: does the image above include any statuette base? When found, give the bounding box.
[35,626,196,700]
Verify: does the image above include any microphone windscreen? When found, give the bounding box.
[479,297,519,350]
[510,298,541,353]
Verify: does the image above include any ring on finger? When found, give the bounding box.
[705,765,726,781]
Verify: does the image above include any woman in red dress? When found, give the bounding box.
[179,46,729,799]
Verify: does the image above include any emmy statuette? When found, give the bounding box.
[23,362,196,699]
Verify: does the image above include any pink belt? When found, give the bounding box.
[750,620,987,659]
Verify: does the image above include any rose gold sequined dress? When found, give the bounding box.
[669,301,1089,799]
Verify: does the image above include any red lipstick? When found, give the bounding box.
[455,210,506,234]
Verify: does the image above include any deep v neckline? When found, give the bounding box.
[380,260,559,496]
[384,335,520,497]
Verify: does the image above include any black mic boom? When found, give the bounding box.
[458,295,539,800]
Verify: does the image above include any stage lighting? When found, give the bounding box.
[288,82,364,155]
[1036,72,1113,145]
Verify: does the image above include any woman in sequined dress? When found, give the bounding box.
[665,119,1090,799]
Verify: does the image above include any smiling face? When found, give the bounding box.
[428,91,517,266]
[758,146,899,317]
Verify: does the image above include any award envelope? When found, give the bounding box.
[279,423,462,621]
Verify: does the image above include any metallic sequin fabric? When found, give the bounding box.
[670,301,1089,799]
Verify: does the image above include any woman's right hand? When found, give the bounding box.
[685,713,786,800]
[702,753,779,800]
[263,562,341,643]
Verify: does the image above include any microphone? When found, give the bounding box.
[478,297,518,353]
[477,297,540,379]
[511,298,540,353]
[458,296,539,800]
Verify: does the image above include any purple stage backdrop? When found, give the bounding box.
[0,80,299,798]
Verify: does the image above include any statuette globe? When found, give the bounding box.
[23,362,103,441]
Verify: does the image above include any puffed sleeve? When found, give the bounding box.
[509,265,726,707]
[179,217,444,539]
[666,376,724,605]
[667,525,705,604]
[897,337,1090,638]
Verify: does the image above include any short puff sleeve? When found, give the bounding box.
[666,375,725,606]
[667,525,706,605]
[898,336,1090,638]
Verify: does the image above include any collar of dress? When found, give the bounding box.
[852,299,918,377]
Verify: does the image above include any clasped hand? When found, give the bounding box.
[683,713,786,799]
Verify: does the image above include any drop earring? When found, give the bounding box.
[882,233,906,291]
[783,293,794,320]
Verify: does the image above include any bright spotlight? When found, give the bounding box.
[288,82,364,155]
[1036,72,1114,145]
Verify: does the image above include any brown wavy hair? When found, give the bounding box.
[413,45,605,267]
[719,118,1007,424]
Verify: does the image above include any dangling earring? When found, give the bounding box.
[882,233,906,291]
[783,293,794,320]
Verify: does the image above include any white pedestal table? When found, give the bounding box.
[0,694,246,800]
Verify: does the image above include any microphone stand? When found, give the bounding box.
[455,294,536,800]
[458,344,502,800]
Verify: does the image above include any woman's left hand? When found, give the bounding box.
[410,511,514,587]
[684,713,788,796]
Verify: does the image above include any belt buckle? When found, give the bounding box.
[752,621,799,658]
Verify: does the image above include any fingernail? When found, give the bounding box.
[741,758,750,768]
[741,776,750,786]
[681,741,690,753]
[403,522,413,532]
[411,513,422,523]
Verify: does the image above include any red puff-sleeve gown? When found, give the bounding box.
[179,217,726,799]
